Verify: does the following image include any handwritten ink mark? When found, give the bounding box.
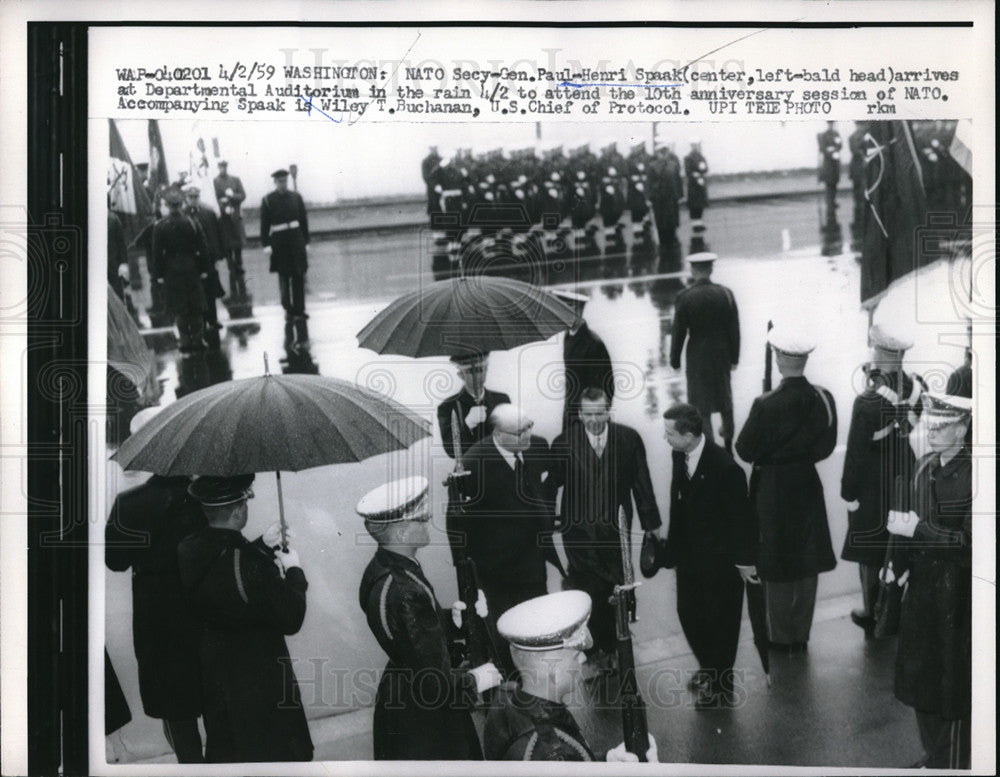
[559,81,683,89]
[298,96,343,124]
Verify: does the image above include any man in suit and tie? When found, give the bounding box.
[458,404,561,664]
[662,403,757,708]
[545,387,662,673]
[437,352,511,565]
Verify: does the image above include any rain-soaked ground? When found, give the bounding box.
[104,191,979,769]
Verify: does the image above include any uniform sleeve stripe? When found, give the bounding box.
[814,387,835,427]
[554,729,593,760]
[233,548,248,604]
[378,576,394,641]
[872,424,897,442]
[523,732,538,760]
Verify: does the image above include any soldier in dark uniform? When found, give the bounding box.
[887,393,972,769]
[840,324,925,635]
[212,161,251,314]
[484,591,658,762]
[105,412,205,762]
[847,122,869,248]
[669,253,740,453]
[625,142,655,253]
[260,169,310,345]
[555,290,614,432]
[437,352,511,565]
[818,121,843,222]
[648,138,684,252]
[735,327,838,652]
[151,187,212,352]
[597,144,627,255]
[683,139,709,221]
[356,476,502,760]
[177,474,313,763]
[183,186,225,346]
[566,146,599,256]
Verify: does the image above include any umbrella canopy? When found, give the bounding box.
[745,581,770,680]
[112,372,431,476]
[357,276,578,358]
[107,284,160,406]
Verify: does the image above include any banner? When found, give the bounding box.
[107,118,153,246]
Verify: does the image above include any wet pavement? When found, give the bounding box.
[105,191,976,770]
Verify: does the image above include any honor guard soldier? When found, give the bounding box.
[888,393,972,769]
[818,121,843,220]
[177,474,313,763]
[670,253,740,453]
[260,169,310,347]
[151,186,212,353]
[555,290,615,432]
[356,476,501,760]
[683,138,709,221]
[626,142,655,253]
[484,591,658,762]
[735,326,838,653]
[212,160,252,316]
[598,144,627,256]
[841,323,926,635]
[648,137,684,252]
[184,185,225,346]
[847,122,869,249]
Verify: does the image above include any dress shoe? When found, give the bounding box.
[851,609,876,636]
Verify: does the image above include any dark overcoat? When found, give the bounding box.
[735,376,838,581]
[177,527,313,763]
[840,370,923,565]
[683,150,709,213]
[260,189,310,276]
[359,548,482,760]
[563,322,614,426]
[817,127,843,185]
[105,476,206,719]
[669,278,740,414]
[213,173,247,250]
[648,150,683,234]
[894,450,971,720]
[150,212,211,317]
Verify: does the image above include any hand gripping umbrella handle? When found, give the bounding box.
[275,471,289,552]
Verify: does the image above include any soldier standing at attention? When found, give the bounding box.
[484,591,658,762]
[669,253,740,454]
[212,160,250,308]
[683,138,709,221]
[183,185,226,347]
[818,121,843,223]
[840,323,925,635]
[735,326,838,653]
[260,169,310,346]
[356,476,501,760]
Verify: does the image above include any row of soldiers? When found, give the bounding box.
[422,139,710,276]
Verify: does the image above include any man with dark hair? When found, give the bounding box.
[177,474,313,763]
[357,476,501,760]
[670,253,740,453]
[736,327,837,653]
[554,290,614,432]
[545,387,661,674]
[661,402,756,707]
[260,169,311,346]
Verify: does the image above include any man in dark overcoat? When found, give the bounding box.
[436,352,511,564]
[544,388,661,671]
[458,405,561,657]
[177,474,313,763]
[817,121,843,220]
[683,139,709,220]
[662,403,756,706]
[648,138,684,250]
[887,393,972,769]
[555,290,614,432]
[735,326,837,651]
[357,476,501,760]
[847,122,869,246]
[151,187,212,351]
[260,169,310,339]
[184,185,225,343]
[669,253,740,453]
[106,448,206,761]
[840,323,925,634]
[212,160,249,303]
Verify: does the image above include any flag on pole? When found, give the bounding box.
[147,119,170,203]
[108,119,153,246]
[859,120,930,307]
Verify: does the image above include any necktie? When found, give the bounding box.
[594,437,604,457]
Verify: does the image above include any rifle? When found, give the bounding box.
[763,319,774,393]
[612,505,649,761]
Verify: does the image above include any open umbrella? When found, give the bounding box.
[108,283,160,406]
[356,275,578,357]
[112,361,431,545]
[745,581,770,684]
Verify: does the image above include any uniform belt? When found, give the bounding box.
[269,220,300,233]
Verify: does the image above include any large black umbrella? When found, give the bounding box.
[745,581,770,683]
[356,276,578,357]
[112,366,431,544]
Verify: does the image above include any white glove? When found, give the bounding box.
[468,662,502,693]
[465,405,487,429]
[451,600,466,629]
[607,734,658,763]
[474,588,488,618]
[887,509,919,538]
[262,523,294,549]
[117,263,130,280]
[263,245,273,256]
[846,500,860,512]
[273,547,300,573]
[736,564,761,584]
[225,188,234,197]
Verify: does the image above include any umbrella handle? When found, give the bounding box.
[275,471,288,552]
